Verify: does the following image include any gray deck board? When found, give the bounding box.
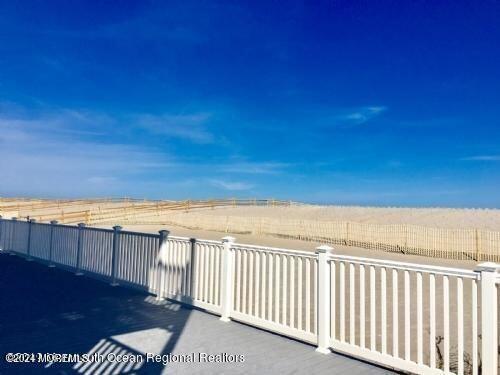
[0,253,397,374]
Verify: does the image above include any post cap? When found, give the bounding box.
[222,236,236,243]
[113,225,122,231]
[78,223,86,227]
[158,229,170,236]
[315,245,334,254]
[475,262,500,273]
[190,237,196,243]
[29,218,36,223]
[50,220,58,225]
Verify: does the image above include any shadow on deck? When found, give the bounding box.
[0,253,395,374]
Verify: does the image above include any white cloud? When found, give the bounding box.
[136,112,214,144]
[461,155,500,161]
[0,110,174,196]
[340,106,387,125]
[218,162,289,174]
[209,179,254,191]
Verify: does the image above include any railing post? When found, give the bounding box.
[48,220,58,267]
[189,238,196,297]
[0,215,3,252]
[75,223,85,275]
[110,225,122,286]
[156,230,170,300]
[10,217,17,255]
[476,262,500,373]
[220,236,236,322]
[26,218,35,261]
[316,245,333,354]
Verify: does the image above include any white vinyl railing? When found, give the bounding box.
[320,252,483,374]
[0,216,498,375]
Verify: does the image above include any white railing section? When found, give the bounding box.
[116,229,159,287]
[322,251,483,374]
[0,216,498,375]
[229,243,318,344]
[80,227,114,277]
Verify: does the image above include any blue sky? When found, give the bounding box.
[0,1,499,207]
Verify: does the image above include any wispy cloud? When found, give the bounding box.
[339,106,387,125]
[136,112,214,144]
[460,155,500,161]
[218,162,290,174]
[0,109,174,196]
[209,179,254,191]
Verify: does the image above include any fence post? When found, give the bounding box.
[75,223,85,275]
[220,236,236,322]
[476,262,499,373]
[48,220,58,267]
[10,217,17,254]
[110,225,122,286]
[0,215,3,252]
[26,218,35,261]
[316,245,333,354]
[189,238,196,297]
[156,230,170,300]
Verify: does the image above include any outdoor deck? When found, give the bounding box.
[0,253,395,374]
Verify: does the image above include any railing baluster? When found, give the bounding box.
[340,261,345,342]
[282,254,287,325]
[275,254,280,323]
[331,261,336,341]
[416,271,423,365]
[169,240,175,294]
[392,268,399,358]
[209,245,215,303]
[261,252,267,319]
[306,258,311,332]
[242,249,248,314]
[443,275,450,372]
[189,238,196,298]
[298,257,303,330]
[184,242,190,297]
[429,273,436,368]
[268,253,273,321]
[370,265,376,351]
[404,270,410,361]
[194,242,203,300]
[198,243,205,301]
[290,256,295,328]
[214,244,219,302]
[359,264,365,348]
[255,251,260,318]
[457,277,464,375]
[471,278,478,375]
[313,259,317,334]
[381,267,387,354]
[203,245,209,302]
[349,263,355,345]
[235,250,241,312]
[248,250,254,315]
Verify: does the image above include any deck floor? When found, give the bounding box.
[0,253,396,374]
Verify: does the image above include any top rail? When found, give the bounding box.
[232,242,316,258]
[328,253,480,278]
